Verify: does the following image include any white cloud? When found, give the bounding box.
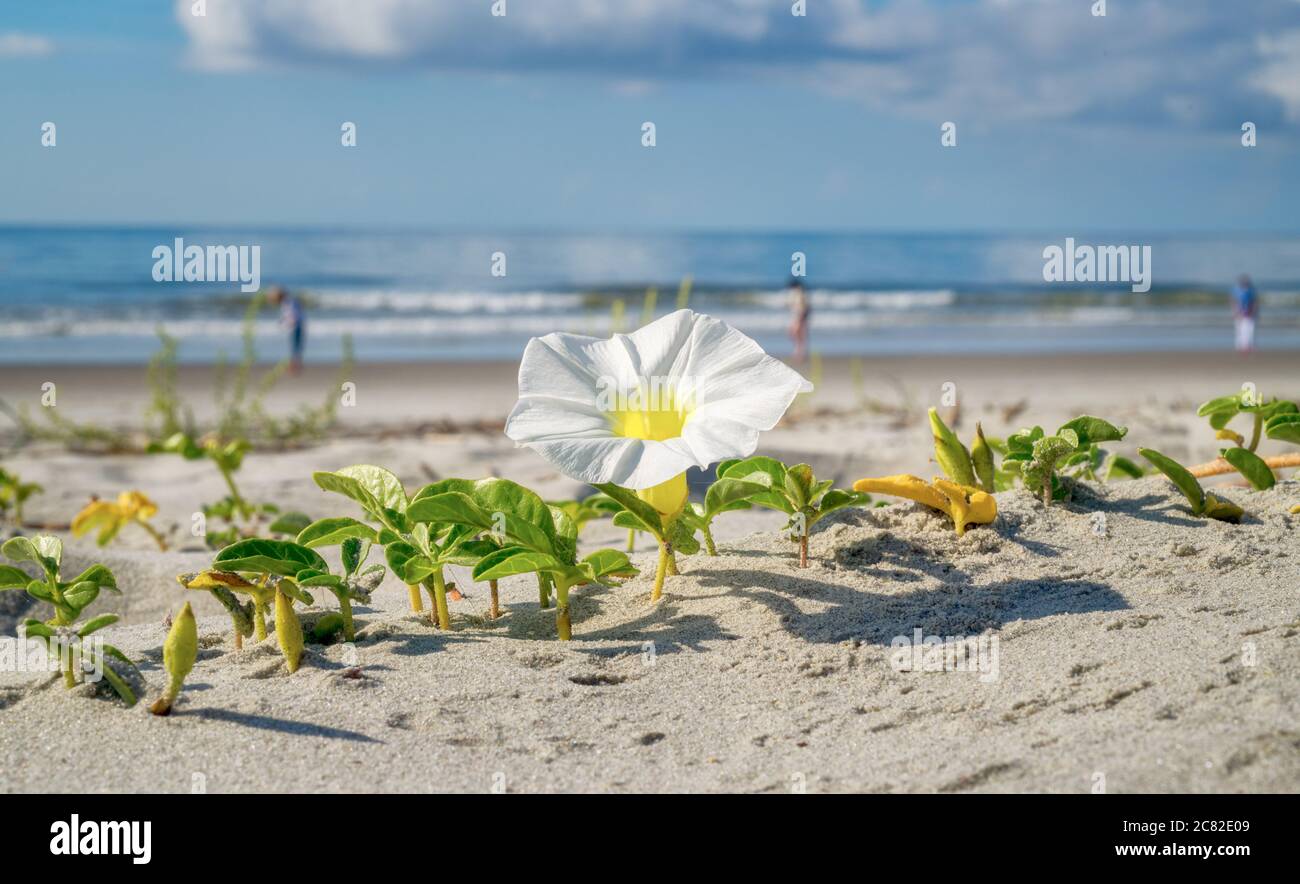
[173,0,1300,128]
[0,32,54,58]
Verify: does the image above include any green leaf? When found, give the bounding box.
[1105,456,1144,480]
[295,571,346,589]
[214,538,328,577]
[1264,412,1300,445]
[1006,426,1043,456]
[22,620,54,639]
[669,518,701,556]
[703,477,764,518]
[470,479,555,536]
[296,517,379,549]
[277,581,315,606]
[65,564,118,593]
[472,546,566,581]
[809,488,871,527]
[313,465,408,518]
[719,456,786,489]
[383,542,438,583]
[1197,395,1242,419]
[267,511,313,537]
[63,583,101,612]
[1138,448,1206,515]
[970,423,996,493]
[406,492,495,531]
[2,535,61,575]
[0,564,31,590]
[593,483,665,540]
[580,549,638,581]
[1058,415,1127,447]
[341,537,365,575]
[1220,447,1276,490]
[78,614,119,637]
[783,464,815,510]
[1202,494,1245,523]
[929,408,976,486]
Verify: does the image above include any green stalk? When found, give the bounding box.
[339,597,355,641]
[703,524,718,556]
[431,569,451,630]
[538,573,551,609]
[251,591,269,642]
[1249,413,1263,452]
[554,576,573,641]
[651,542,671,602]
[406,584,424,613]
[626,528,635,553]
[137,519,169,551]
[218,465,250,520]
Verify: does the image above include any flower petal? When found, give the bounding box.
[505,396,611,444]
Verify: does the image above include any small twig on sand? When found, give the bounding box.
[1189,453,1300,478]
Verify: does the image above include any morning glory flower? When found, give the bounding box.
[505,309,811,579]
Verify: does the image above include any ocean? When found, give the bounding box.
[1,226,1298,364]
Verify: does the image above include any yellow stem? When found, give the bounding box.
[651,542,671,602]
[432,570,451,630]
[407,584,424,613]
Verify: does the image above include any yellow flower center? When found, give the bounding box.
[606,383,693,517]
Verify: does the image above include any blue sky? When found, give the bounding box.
[3,0,1299,232]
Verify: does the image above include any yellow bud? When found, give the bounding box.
[151,600,197,715]
[164,601,198,685]
[275,587,304,673]
[637,472,688,517]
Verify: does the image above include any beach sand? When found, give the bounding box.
[0,352,1297,792]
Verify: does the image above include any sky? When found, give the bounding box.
[2,0,1299,233]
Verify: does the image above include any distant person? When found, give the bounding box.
[268,286,306,375]
[1231,274,1258,354]
[788,278,810,364]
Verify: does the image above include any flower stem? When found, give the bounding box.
[339,597,355,641]
[666,551,679,576]
[431,569,451,630]
[554,578,572,641]
[138,520,169,551]
[703,524,718,556]
[538,573,551,609]
[651,542,671,602]
[626,528,635,552]
[489,579,500,620]
[799,530,809,568]
[407,584,424,613]
[252,595,268,642]
[1249,414,1263,452]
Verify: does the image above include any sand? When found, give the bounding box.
[0,353,1297,792]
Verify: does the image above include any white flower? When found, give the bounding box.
[505,309,811,512]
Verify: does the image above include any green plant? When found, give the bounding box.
[0,535,136,703]
[407,478,636,639]
[306,465,496,630]
[150,601,197,715]
[150,432,278,547]
[1193,390,1300,486]
[1138,448,1244,522]
[712,457,871,568]
[0,467,42,524]
[1003,416,1128,506]
[205,539,323,672]
[593,483,698,600]
[928,409,999,493]
[292,534,385,640]
[175,570,256,650]
[677,466,768,556]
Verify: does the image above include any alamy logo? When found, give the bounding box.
[152,237,261,293]
[50,814,151,864]
[1042,237,1151,293]
[889,628,999,683]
